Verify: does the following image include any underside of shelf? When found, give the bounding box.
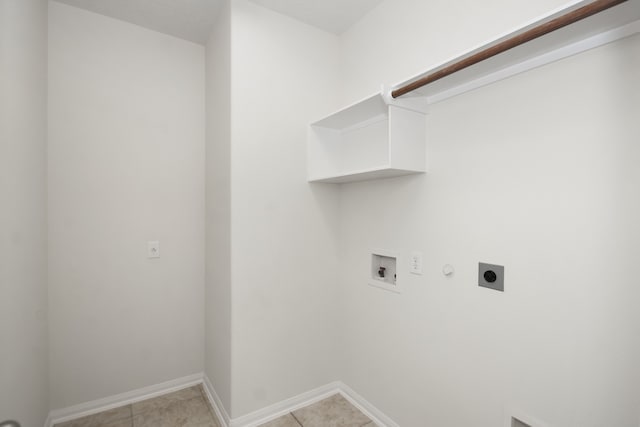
[309,167,424,184]
[392,0,640,104]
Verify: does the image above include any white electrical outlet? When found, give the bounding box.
[409,251,423,275]
[148,241,160,259]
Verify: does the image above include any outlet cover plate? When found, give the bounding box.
[478,262,504,292]
[409,251,423,275]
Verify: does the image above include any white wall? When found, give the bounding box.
[337,1,640,426]
[6,1,634,424]
[340,0,574,102]
[229,0,342,417]
[205,0,232,414]
[48,1,205,409]
[0,0,49,425]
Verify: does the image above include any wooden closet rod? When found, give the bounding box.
[391,0,627,98]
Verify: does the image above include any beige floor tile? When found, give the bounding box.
[55,405,132,427]
[101,419,133,427]
[197,384,207,396]
[55,418,132,427]
[132,386,202,416]
[258,413,301,427]
[132,396,217,427]
[292,394,371,427]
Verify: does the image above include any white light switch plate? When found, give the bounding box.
[409,251,423,275]
[148,241,160,258]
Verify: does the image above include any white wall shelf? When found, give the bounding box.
[307,92,427,184]
[307,0,640,185]
[392,0,640,105]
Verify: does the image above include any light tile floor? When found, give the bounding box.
[259,394,374,427]
[54,388,374,427]
[54,385,220,427]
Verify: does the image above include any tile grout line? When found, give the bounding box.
[56,387,215,427]
[131,388,210,424]
[127,404,133,427]
[289,411,304,427]
[129,403,135,427]
[53,404,135,427]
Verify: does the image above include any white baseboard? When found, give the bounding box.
[46,373,204,427]
[200,375,398,427]
[46,373,398,427]
[201,375,231,427]
[229,381,341,427]
[337,382,400,427]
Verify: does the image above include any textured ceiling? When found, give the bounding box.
[53,0,223,44]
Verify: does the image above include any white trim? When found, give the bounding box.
[337,382,399,427]
[200,375,399,427]
[201,375,231,427]
[504,407,550,427]
[388,0,600,96]
[46,374,399,427]
[229,381,341,427]
[426,19,640,105]
[46,373,203,427]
